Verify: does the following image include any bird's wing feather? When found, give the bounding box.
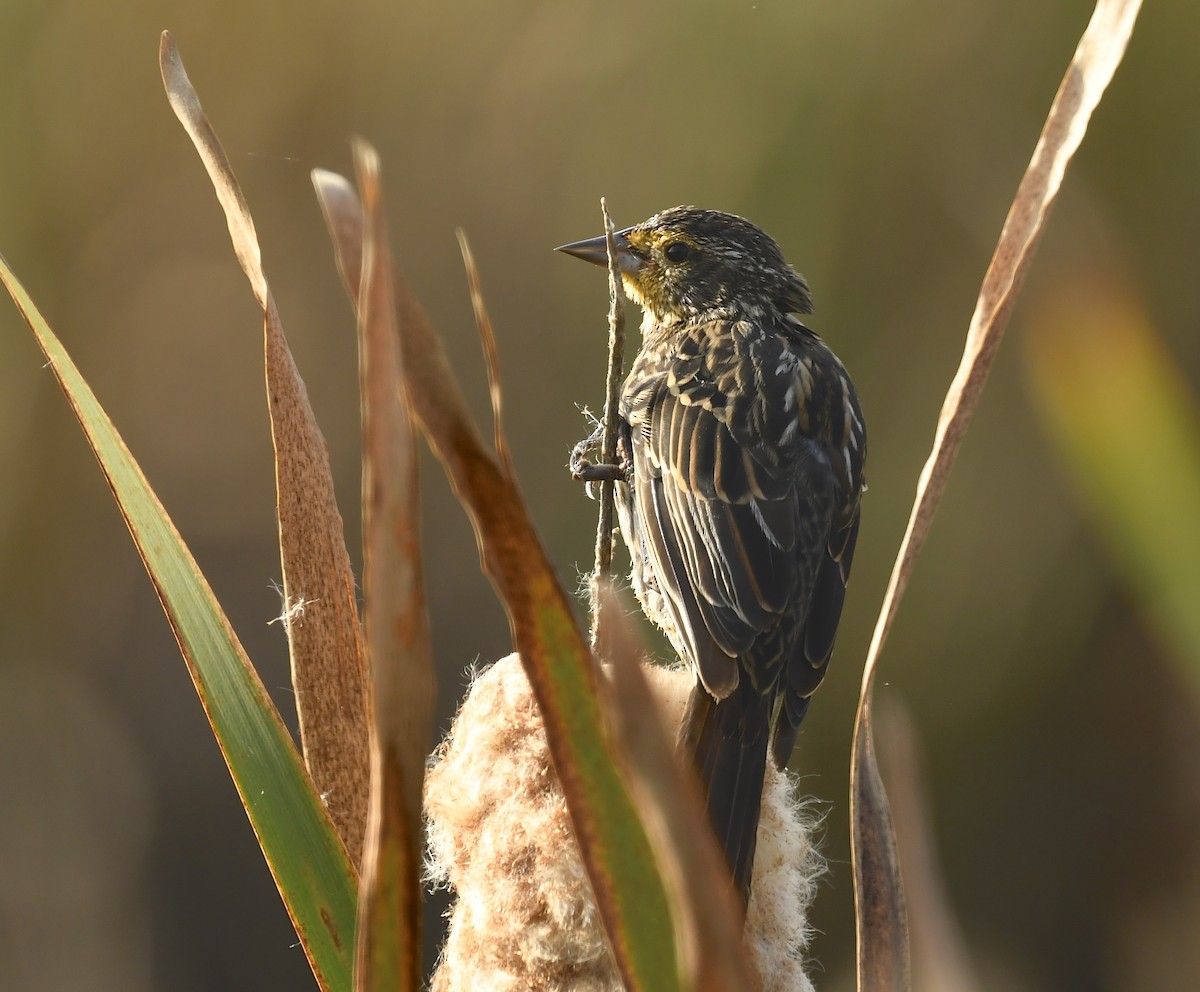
[800,509,860,675]
[771,507,860,767]
[629,323,812,700]
[771,331,867,765]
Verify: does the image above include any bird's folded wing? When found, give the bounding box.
[635,380,801,699]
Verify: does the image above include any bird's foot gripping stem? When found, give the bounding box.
[569,424,629,496]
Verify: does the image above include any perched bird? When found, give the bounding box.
[558,206,867,907]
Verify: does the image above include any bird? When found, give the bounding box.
[557,206,867,909]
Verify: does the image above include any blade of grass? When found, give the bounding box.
[350,140,432,992]
[160,31,371,861]
[312,169,681,992]
[0,255,358,992]
[849,2,1142,989]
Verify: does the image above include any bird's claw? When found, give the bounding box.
[568,422,605,478]
[569,425,630,495]
[573,461,626,483]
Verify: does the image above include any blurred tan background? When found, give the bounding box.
[2,1,1198,990]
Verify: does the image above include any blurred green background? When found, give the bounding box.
[2,1,1198,990]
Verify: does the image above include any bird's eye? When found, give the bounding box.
[664,241,691,263]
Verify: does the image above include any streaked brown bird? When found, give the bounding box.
[559,206,867,908]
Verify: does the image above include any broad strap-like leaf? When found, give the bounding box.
[160,31,371,861]
[0,255,358,992]
[350,141,432,992]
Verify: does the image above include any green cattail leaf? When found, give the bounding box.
[0,256,358,992]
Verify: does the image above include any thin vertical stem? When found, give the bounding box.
[589,197,627,647]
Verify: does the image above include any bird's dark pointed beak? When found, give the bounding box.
[554,228,640,271]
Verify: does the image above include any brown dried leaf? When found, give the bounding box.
[851,705,910,992]
[877,702,984,992]
[455,231,512,478]
[849,2,1142,989]
[351,141,432,992]
[159,32,370,862]
[312,170,681,991]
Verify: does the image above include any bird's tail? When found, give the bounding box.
[679,681,771,910]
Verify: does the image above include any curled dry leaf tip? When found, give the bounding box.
[456,229,513,478]
[851,3,1141,989]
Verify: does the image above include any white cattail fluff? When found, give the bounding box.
[424,653,823,991]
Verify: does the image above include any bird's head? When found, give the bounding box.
[556,205,813,324]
